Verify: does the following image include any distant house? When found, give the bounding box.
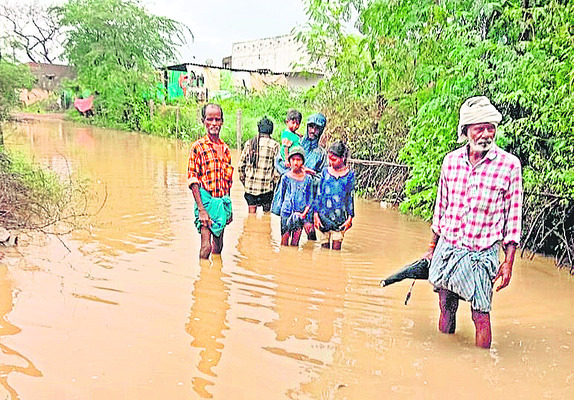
[224,34,326,90]
[163,62,295,101]
[26,63,76,91]
[19,63,77,107]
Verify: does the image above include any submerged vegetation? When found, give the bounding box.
[0,61,88,237]
[0,149,91,236]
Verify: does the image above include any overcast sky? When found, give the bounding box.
[144,0,309,65]
[25,0,309,65]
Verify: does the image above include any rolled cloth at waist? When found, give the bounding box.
[429,238,499,312]
[194,187,232,237]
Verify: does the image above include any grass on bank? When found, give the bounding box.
[55,87,314,148]
[0,148,90,235]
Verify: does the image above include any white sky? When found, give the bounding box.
[25,0,309,66]
[144,0,309,65]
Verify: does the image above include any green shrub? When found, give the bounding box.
[0,149,90,233]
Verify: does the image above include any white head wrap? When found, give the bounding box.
[457,96,502,143]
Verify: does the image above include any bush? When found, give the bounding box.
[0,149,90,234]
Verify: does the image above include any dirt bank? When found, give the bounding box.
[9,112,67,122]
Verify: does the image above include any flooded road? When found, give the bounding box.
[2,118,573,399]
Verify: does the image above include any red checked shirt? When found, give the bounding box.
[187,135,233,198]
[431,145,522,251]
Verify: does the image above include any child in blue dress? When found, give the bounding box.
[271,146,315,246]
[313,142,355,250]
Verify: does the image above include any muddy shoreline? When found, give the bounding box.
[10,111,67,122]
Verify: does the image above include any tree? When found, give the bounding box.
[0,61,34,121]
[0,60,34,144]
[0,1,64,63]
[54,0,192,129]
[300,0,574,267]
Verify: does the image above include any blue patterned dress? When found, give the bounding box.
[271,174,314,234]
[274,132,326,226]
[314,168,355,232]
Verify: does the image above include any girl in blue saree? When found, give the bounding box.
[313,142,355,250]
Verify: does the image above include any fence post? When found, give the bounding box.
[176,105,180,138]
[236,109,242,150]
[149,99,154,120]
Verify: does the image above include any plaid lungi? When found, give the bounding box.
[429,238,499,312]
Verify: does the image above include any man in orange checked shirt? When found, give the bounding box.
[188,103,234,259]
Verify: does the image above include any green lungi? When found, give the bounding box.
[194,187,233,237]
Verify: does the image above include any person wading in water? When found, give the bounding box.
[238,116,280,214]
[187,103,233,259]
[423,96,523,349]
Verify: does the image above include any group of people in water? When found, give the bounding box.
[187,103,354,259]
[187,96,523,350]
[240,109,355,249]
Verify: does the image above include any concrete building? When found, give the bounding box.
[27,63,76,91]
[19,63,77,107]
[227,34,325,89]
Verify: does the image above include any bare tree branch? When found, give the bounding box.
[0,2,64,63]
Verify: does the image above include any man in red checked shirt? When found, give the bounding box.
[188,103,233,259]
[423,96,523,349]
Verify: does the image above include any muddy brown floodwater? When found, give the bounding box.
[1,117,573,399]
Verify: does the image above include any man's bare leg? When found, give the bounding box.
[438,288,459,334]
[199,226,212,259]
[471,309,492,349]
[212,230,225,255]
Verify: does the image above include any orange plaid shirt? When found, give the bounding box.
[187,135,233,198]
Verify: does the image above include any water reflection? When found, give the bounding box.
[264,250,343,344]
[186,257,230,399]
[233,213,349,398]
[0,261,42,397]
[237,214,345,343]
[3,118,574,400]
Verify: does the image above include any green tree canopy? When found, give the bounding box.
[0,60,33,122]
[55,0,192,129]
[302,0,574,213]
